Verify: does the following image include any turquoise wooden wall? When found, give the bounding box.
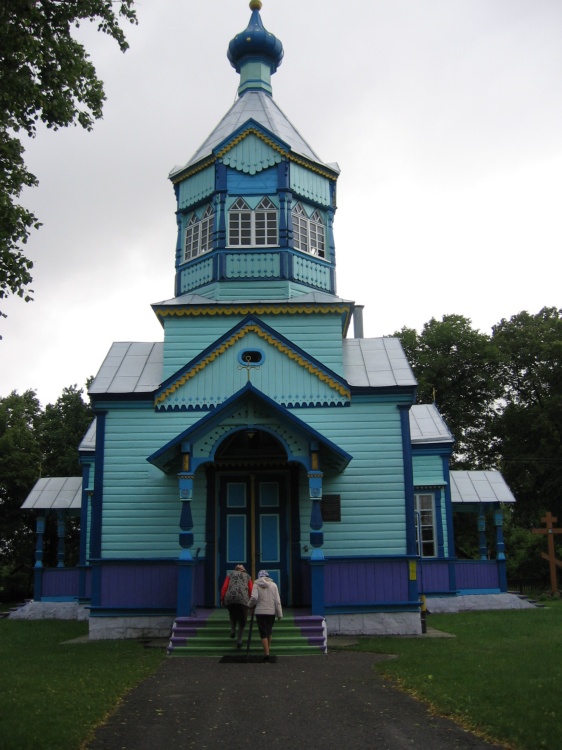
[299,398,410,557]
[100,407,209,557]
[98,393,412,560]
[161,312,345,381]
[177,166,215,210]
[158,330,348,410]
[290,163,331,206]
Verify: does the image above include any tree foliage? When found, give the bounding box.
[492,307,562,527]
[0,1,137,319]
[0,390,42,572]
[393,314,502,468]
[0,385,92,575]
[393,307,562,529]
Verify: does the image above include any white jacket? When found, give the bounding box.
[248,577,283,618]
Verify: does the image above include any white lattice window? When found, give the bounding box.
[184,206,214,261]
[291,203,325,258]
[414,493,437,558]
[228,197,278,247]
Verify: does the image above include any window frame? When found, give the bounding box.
[228,197,278,248]
[184,205,214,261]
[291,203,326,258]
[414,492,437,558]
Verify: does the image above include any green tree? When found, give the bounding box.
[37,384,93,567]
[393,314,502,467]
[0,0,137,321]
[0,390,42,576]
[492,307,562,527]
[38,385,93,477]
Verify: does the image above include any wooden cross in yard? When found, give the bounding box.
[532,512,562,594]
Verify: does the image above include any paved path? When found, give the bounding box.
[86,652,505,750]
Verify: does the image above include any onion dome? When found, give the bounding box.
[227,1,284,95]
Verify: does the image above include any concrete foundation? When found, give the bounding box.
[8,601,89,621]
[326,611,422,636]
[88,615,175,640]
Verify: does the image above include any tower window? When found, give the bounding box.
[184,206,214,261]
[292,204,325,258]
[228,197,278,247]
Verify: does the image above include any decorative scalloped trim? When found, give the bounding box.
[154,322,351,406]
[155,303,349,318]
[171,127,338,184]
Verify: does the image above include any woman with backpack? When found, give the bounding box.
[220,564,253,649]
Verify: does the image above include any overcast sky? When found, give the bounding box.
[1,0,561,406]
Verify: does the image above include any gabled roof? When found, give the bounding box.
[342,337,417,389]
[89,332,420,397]
[410,404,454,445]
[154,314,351,409]
[22,477,82,510]
[148,382,352,474]
[169,91,333,178]
[450,471,516,504]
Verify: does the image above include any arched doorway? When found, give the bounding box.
[211,429,298,604]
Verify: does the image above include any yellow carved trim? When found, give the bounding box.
[155,304,349,318]
[217,127,287,160]
[154,322,351,405]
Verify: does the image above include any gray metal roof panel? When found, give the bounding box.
[89,342,163,395]
[22,477,82,510]
[153,291,353,307]
[79,418,96,452]
[343,338,417,388]
[410,404,454,444]
[170,91,330,176]
[450,471,516,504]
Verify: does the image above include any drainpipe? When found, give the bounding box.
[353,305,364,339]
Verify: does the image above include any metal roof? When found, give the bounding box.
[410,403,454,444]
[170,91,330,177]
[342,337,417,389]
[152,291,353,308]
[89,342,163,395]
[21,477,82,510]
[79,418,96,452]
[450,471,516,504]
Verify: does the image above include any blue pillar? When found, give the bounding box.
[177,449,196,617]
[478,504,488,560]
[33,514,45,600]
[308,449,325,615]
[494,505,507,591]
[56,511,66,568]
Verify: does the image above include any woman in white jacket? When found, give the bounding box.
[248,570,283,661]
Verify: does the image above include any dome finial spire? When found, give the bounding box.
[228,0,283,97]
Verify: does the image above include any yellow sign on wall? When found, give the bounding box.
[409,561,417,581]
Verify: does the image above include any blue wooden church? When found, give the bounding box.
[23,1,515,638]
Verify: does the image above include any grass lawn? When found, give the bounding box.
[0,620,164,750]
[350,599,562,750]
[1,603,561,750]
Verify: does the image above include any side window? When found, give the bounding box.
[184,205,214,261]
[291,203,326,258]
[414,493,436,558]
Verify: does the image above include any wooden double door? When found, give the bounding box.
[218,472,289,601]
